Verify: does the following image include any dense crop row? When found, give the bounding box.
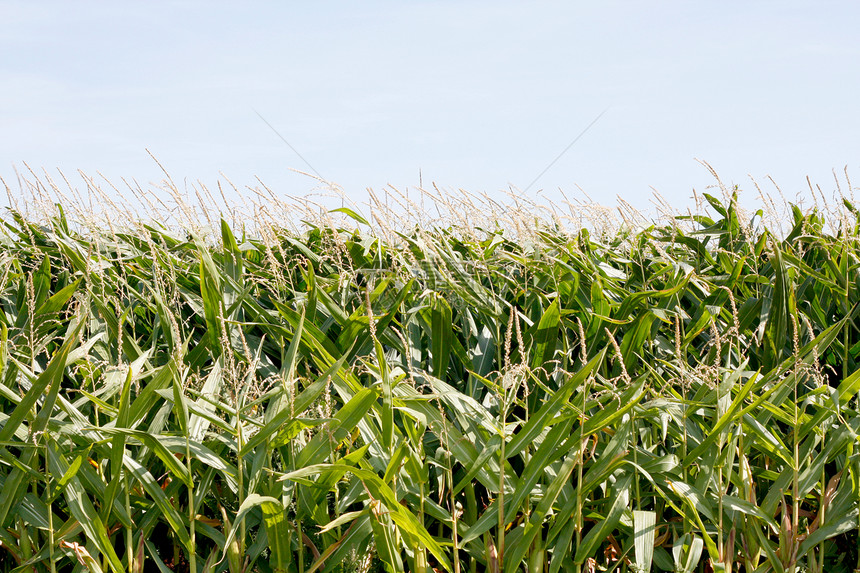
[0,190,859,572]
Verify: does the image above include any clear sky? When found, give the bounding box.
[3,1,859,219]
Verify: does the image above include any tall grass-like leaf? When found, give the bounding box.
[46,443,125,572]
[0,319,83,446]
[506,350,605,459]
[0,318,84,528]
[502,417,573,525]
[95,428,192,487]
[283,464,453,572]
[188,357,222,441]
[255,495,296,571]
[123,456,192,552]
[101,367,133,526]
[673,533,704,573]
[763,241,791,371]
[219,494,287,567]
[573,474,632,565]
[295,387,379,468]
[503,454,577,570]
[34,278,80,317]
[241,348,350,455]
[632,510,656,573]
[430,293,453,380]
[529,298,561,374]
[197,238,225,357]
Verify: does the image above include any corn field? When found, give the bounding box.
[1,181,860,572]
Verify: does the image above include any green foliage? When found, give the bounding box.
[0,193,858,572]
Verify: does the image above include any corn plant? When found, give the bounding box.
[0,183,858,572]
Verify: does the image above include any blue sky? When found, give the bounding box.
[3,1,859,217]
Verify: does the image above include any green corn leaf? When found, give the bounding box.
[127,356,181,428]
[0,319,82,445]
[0,318,84,527]
[219,494,283,568]
[668,481,720,561]
[682,369,758,467]
[260,498,292,573]
[430,293,453,380]
[580,376,646,438]
[220,218,244,282]
[574,474,632,565]
[836,366,860,404]
[798,503,860,555]
[241,348,350,456]
[763,241,793,371]
[124,456,192,554]
[506,350,605,459]
[503,454,577,570]
[102,367,133,523]
[720,495,778,532]
[329,207,370,226]
[673,533,704,573]
[94,427,192,487]
[529,297,561,372]
[49,449,88,502]
[47,444,125,572]
[34,278,80,317]
[619,312,656,372]
[284,464,453,573]
[197,238,224,357]
[188,357,223,441]
[452,434,501,495]
[296,387,379,468]
[172,369,190,437]
[632,510,656,573]
[502,417,573,525]
[32,255,51,309]
[370,506,404,573]
[373,336,395,453]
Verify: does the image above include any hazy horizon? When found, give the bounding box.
[3,1,859,219]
